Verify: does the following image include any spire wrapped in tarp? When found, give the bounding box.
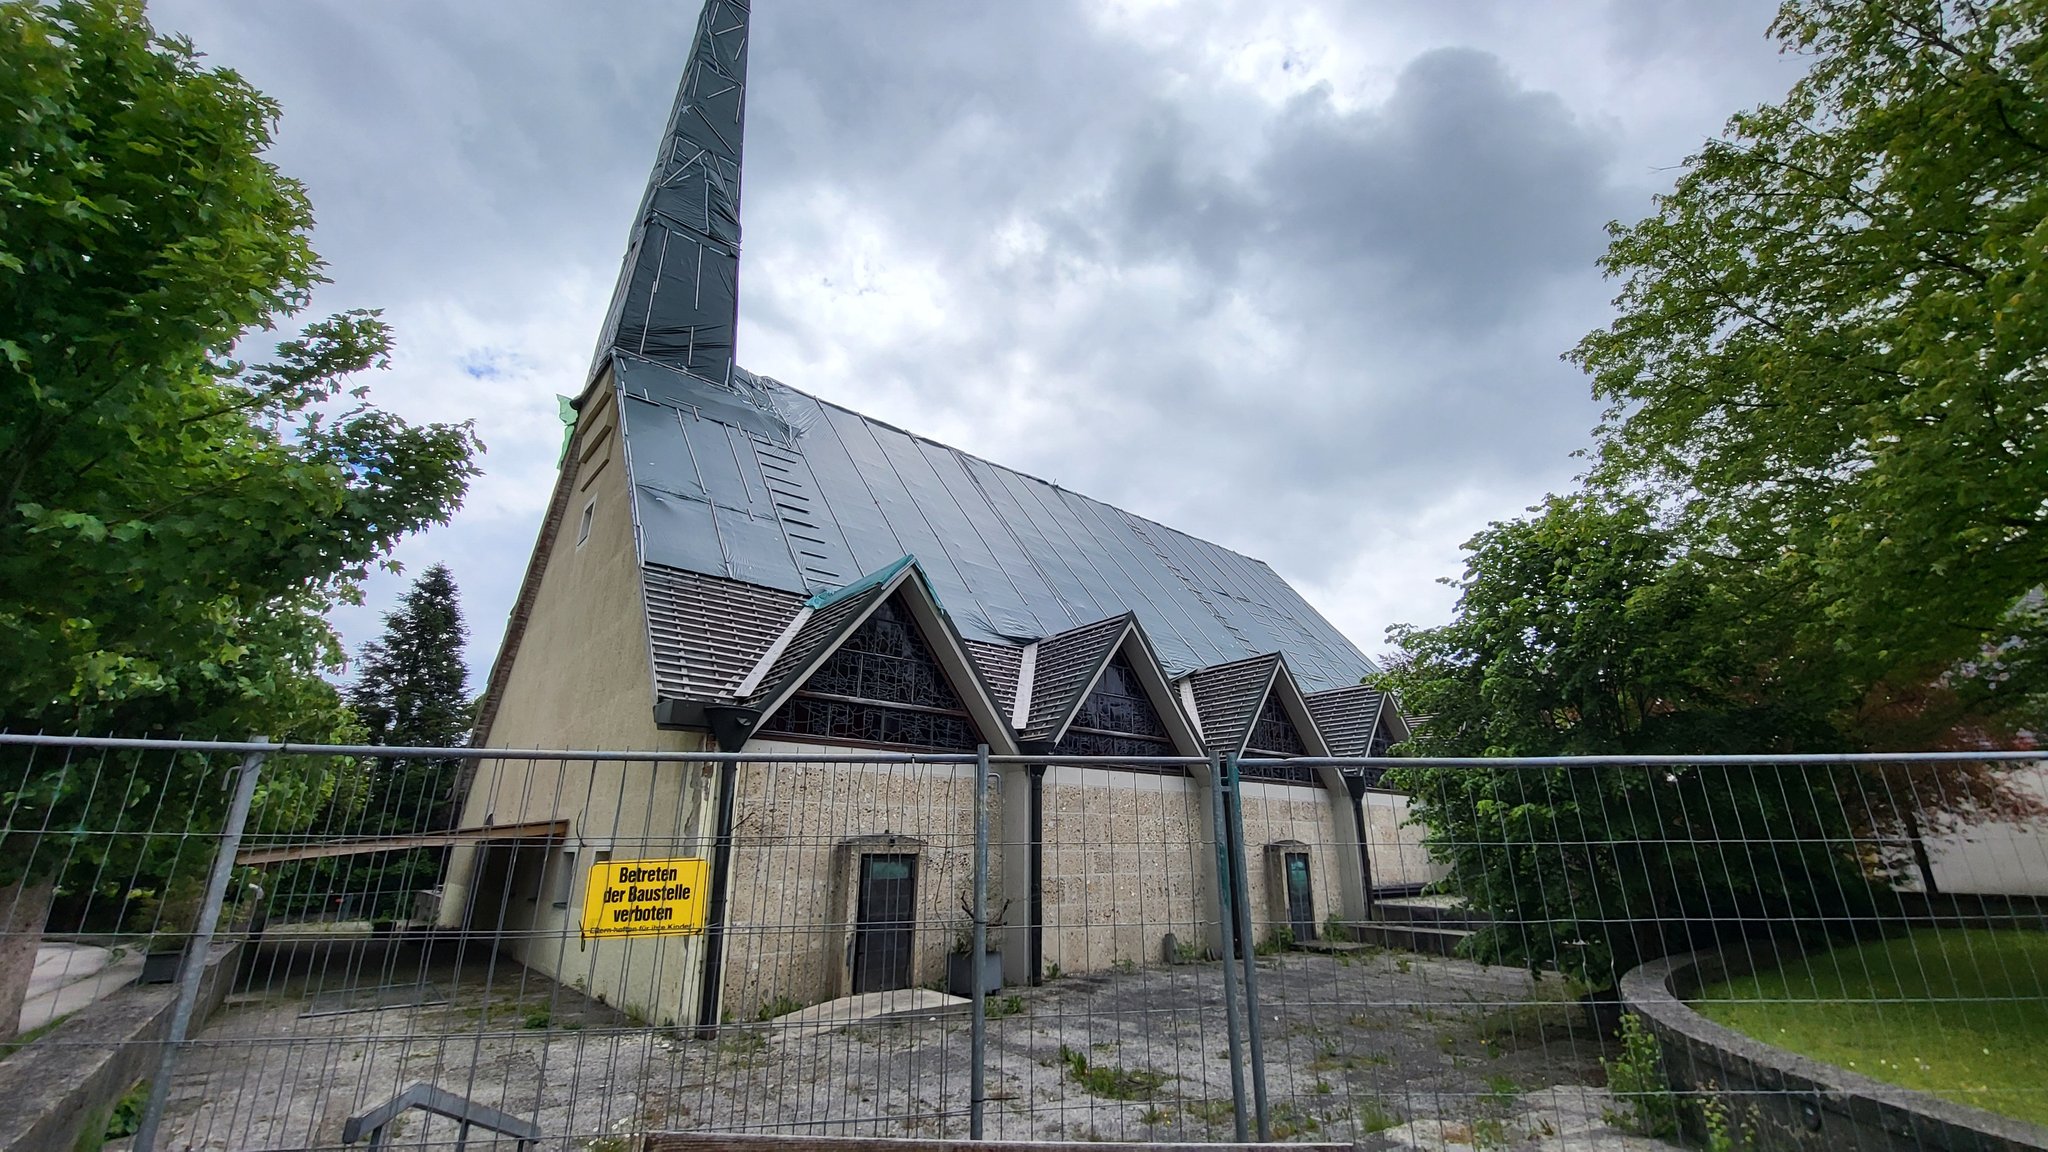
[591,0,750,385]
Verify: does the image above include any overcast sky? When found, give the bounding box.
[148,0,1806,688]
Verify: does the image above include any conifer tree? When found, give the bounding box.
[348,563,472,756]
[282,565,472,920]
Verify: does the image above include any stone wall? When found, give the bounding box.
[1361,789,1441,891]
[718,745,999,1018]
[1038,766,1212,972]
[0,943,242,1152]
[1236,781,1348,942]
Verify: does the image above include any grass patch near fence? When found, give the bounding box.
[1694,928,2048,1127]
[1057,1044,1169,1101]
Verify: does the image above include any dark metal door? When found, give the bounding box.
[854,854,917,993]
[1284,852,1316,941]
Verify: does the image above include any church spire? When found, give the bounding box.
[591,0,750,386]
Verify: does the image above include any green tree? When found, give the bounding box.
[1379,496,1870,985]
[272,565,471,921]
[0,0,479,1035]
[1382,0,2048,989]
[1568,0,2048,706]
[1381,494,2036,986]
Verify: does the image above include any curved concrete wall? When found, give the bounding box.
[1620,950,2048,1152]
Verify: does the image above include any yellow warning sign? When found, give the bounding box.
[580,857,709,939]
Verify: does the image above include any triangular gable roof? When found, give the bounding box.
[736,556,913,707]
[1188,653,1333,759]
[1019,614,1133,743]
[614,368,1377,693]
[1186,653,1281,759]
[1261,658,1332,759]
[1305,684,1384,758]
[1016,614,1206,756]
[728,557,1018,754]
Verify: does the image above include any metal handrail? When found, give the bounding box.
[342,1082,539,1150]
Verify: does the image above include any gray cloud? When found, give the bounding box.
[144,0,1802,680]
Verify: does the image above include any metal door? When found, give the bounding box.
[854,854,917,993]
[1284,851,1316,941]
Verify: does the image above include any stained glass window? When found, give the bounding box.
[1241,692,1316,784]
[1055,651,1180,770]
[756,598,982,751]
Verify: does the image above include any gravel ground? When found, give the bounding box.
[134,938,1675,1150]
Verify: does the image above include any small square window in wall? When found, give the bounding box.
[554,847,611,910]
[552,848,577,908]
[576,497,596,548]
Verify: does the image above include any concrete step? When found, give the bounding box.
[1372,894,1489,930]
[1350,921,1472,958]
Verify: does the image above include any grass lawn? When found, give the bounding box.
[1695,928,2048,1128]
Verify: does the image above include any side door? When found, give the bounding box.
[853,854,918,993]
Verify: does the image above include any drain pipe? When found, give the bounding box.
[1343,770,1376,924]
[1027,761,1046,985]
[694,709,755,1036]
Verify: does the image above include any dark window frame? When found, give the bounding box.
[756,598,984,753]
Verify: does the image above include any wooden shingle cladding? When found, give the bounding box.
[1186,653,1284,759]
[702,558,1020,755]
[1018,614,1133,744]
[965,641,1022,720]
[644,564,804,701]
[1306,685,1384,758]
[629,553,1403,764]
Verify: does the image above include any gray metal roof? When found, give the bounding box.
[599,0,1374,731]
[616,366,1376,693]
[590,0,749,386]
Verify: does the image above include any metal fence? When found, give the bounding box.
[1,735,2044,1150]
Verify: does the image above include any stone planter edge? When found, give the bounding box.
[1619,949,2048,1152]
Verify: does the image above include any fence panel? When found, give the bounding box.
[970,755,1248,1142]
[6,735,2046,1150]
[1239,753,2048,1149]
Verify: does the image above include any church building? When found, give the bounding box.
[441,0,1430,1031]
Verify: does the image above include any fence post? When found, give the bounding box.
[1226,752,1271,1140]
[1206,753,1250,1142]
[970,744,989,1140]
[135,746,267,1152]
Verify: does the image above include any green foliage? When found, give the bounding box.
[1570,0,2048,711]
[1056,1044,1169,1100]
[988,993,1025,1018]
[0,0,478,890]
[1255,926,1295,956]
[1697,928,2048,1126]
[1699,1091,1749,1152]
[754,994,803,1021]
[269,566,470,919]
[1601,1013,1678,1138]
[1375,493,2039,985]
[101,1079,149,1141]
[1356,1097,1401,1134]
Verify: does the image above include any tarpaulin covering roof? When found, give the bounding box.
[588,0,1375,703]
[590,0,750,386]
[615,368,1376,693]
